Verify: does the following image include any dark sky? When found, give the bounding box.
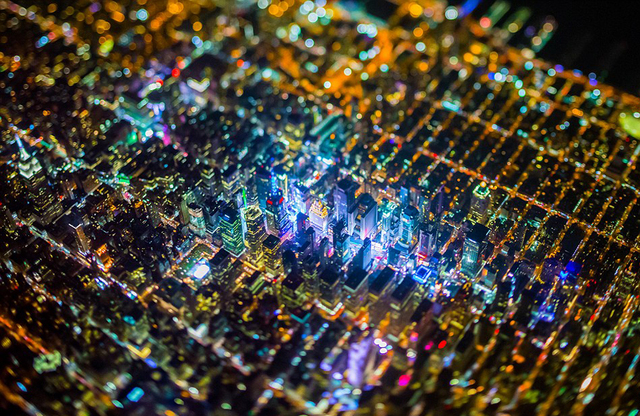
[472,0,640,94]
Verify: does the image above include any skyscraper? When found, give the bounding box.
[418,221,438,258]
[469,182,491,224]
[70,216,90,254]
[255,167,272,211]
[262,234,283,277]
[379,199,398,246]
[334,178,358,223]
[309,199,329,238]
[333,220,349,266]
[462,223,489,276]
[244,204,266,261]
[16,137,62,224]
[265,188,292,239]
[188,203,207,238]
[352,193,377,240]
[398,205,420,248]
[220,206,244,256]
[0,202,17,233]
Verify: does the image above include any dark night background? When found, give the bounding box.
[359,0,640,94]
[478,0,640,95]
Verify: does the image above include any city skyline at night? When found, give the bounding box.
[1,1,640,415]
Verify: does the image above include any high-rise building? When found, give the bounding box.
[16,137,62,224]
[255,167,272,212]
[244,204,266,261]
[70,216,90,254]
[352,193,377,240]
[188,203,207,238]
[0,202,17,233]
[398,205,420,248]
[462,223,489,276]
[265,188,292,239]
[262,234,283,276]
[220,207,244,256]
[379,199,398,246]
[200,166,218,197]
[352,238,372,271]
[333,220,349,265]
[334,178,358,223]
[309,199,329,238]
[469,182,491,223]
[418,221,438,258]
[292,183,311,214]
[274,164,289,201]
[222,165,242,200]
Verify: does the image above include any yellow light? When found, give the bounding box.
[409,3,423,18]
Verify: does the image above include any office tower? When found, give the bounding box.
[262,234,283,276]
[70,216,90,254]
[265,188,292,239]
[418,221,438,258]
[333,220,349,266]
[462,223,489,276]
[352,193,377,240]
[201,166,218,197]
[255,167,272,211]
[399,205,420,248]
[292,183,311,214]
[343,268,369,313]
[0,202,17,233]
[244,204,266,261]
[16,137,62,224]
[220,206,244,256]
[180,189,197,225]
[296,213,309,238]
[418,189,433,223]
[469,181,491,223]
[334,178,358,223]
[352,238,372,271]
[222,165,242,200]
[274,164,289,201]
[188,203,207,238]
[210,249,233,288]
[318,267,343,309]
[305,226,316,251]
[309,199,329,238]
[379,199,398,246]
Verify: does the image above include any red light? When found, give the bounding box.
[480,17,491,29]
[438,340,447,349]
[172,68,180,78]
[424,341,434,351]
[156,78,164,86]
[398,374,410,387]
[267,200,273,205]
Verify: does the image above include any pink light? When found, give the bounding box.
[398,374,410,387]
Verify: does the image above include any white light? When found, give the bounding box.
[445,6,458,20]
[344,68,352,76]
[324,81,331,89]
[192,263,210,279]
